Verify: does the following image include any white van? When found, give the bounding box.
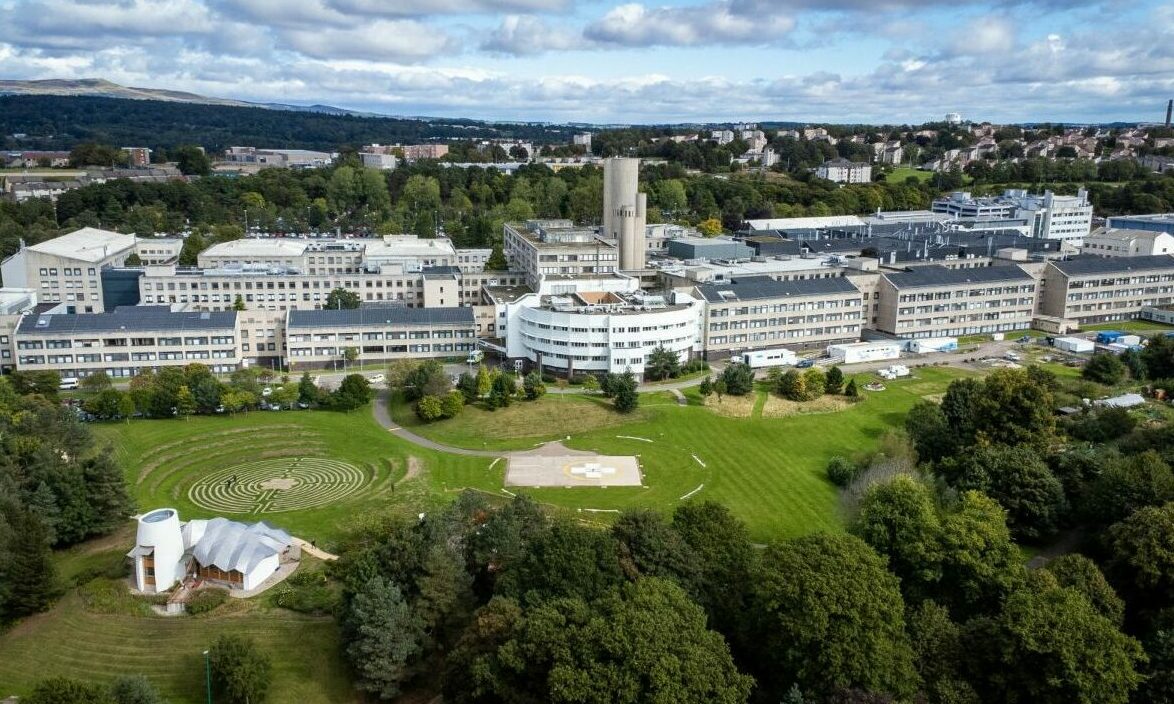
[59,377,80,391]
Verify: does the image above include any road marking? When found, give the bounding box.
[691,454,707,468]
[680,483,705,500]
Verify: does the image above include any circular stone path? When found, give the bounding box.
[188,457,368,514]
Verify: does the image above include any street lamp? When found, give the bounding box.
[203,649,212,704]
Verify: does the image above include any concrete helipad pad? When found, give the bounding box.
[505,442,643,487]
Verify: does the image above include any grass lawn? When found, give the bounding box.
[93,408,495,549]
[883,166,933,183]
[398,367,976,541]
[1080,320,1174,334]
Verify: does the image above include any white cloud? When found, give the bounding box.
[584,2,795,47]
[480,15,590,54]
[281,20,456,62]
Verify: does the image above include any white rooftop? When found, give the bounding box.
[744,215,866,231]
[200,239,310,259]
[1087,228,1173,242]
[365,235,456,260]
[28,227,136,262]
[0,287,36,315]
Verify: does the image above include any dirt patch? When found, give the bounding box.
[401,456,423,484]
[703,394,756,418]
[259,477,297,491]
[761,395,853,418]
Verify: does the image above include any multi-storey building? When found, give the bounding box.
[1,228,138,313]
[1083,228,1174,258]
[875,265,1037,338]
[695,276,865,358]
[1106,213,1174,236]
[13,307,242,379]
[285,307,476,370]
[1038,255,1174,324]
[401,144,449,161]
[815,158,872,184]
[932,189,1092,245]
[503,220,618,288]
[122,147,152,167]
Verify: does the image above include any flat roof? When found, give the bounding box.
[883,264,1032,289]
[1087,228,1172,242]
[287,307,474,328]
[695,275,859,302]
[1050,255,1174,276]
[744,215,865,231]
[27,228,136,262]
[17,309,236,335]
[200,239,309,258]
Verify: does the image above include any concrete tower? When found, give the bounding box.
[1166,99,1172,128]
[602,157,646,271]
[131,508,186,593]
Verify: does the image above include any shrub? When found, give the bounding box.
[1083,353,1126,386]
[720,363,755,396]
[416,395,445,422]
[187,587,230,615]
[802,368,827,399]
[827,456,858,487]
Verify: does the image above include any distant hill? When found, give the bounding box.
[0,78,377,117]
[0,93,575,153]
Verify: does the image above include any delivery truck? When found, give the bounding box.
[827,342,902,365]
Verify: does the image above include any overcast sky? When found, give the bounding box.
[0,0,1171,125]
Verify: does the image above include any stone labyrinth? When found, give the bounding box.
[187,457,369,514]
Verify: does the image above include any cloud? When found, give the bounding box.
[584,2,795,47]
[281,21,457,62]
[480,15,590,54]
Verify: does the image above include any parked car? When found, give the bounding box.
[261,387,273,397]
[368,373,386,384]
[796,359,815,368]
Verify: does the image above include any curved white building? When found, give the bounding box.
[498,276,702,378]
[130,508,185,593]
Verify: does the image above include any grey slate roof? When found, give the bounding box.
[288,306,474,328]
[695,275,860,303]
[883,265,1032,289]
[187,518,291,575]
[17,309,236,335]
[1050,255,1174,277]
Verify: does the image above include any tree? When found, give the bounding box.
[826,456,858,487]
[776,369,806,400]
[457,372,479,403]
[441,390,465,419]
[109,675,164,704]
[325,288,361,310]
[25,677,113,704]
[174,385,196,419]
[475,364,493,397]
[581,374,600,393]
[80,371,112,392]
[644,345,681,381]
[297,372,319,406]
[172,144,211,176]
[1084,353,1127,385]
[699,375,713,399]
[936,491,1023,618]
[332,374,372,411]
[522,371,546,400]
[190,375,223,413]
[496,520,625,604]
[342,346,359,369]
[852,475,943,603]
[416,395,445,421]
[964,573,1144,704]
[208,634,273,704]
[232,294,246,311]
[752,533,918,700]
[905,400,956,463]
[415,543,476,647]
[344,576,425,700]
[1107,502,1174,608]
[488,372,515,409]
[1142,334,1174,380]
[672,501,757,637]
[720,363,755,396]
[802,368,827,399]
[445,579,753,704]
[845,378,859,398]
[1044,554,1125,625]
[3,509,57,619]
[826,366,844,394]
[1083,450,1174,526]
[698,218,723,236]
[612,509,700,590]
[713,377,727,402]
[937,444,1067,540]
[908,602,980,704]
[612,371,639,413]
[220,389,254,414]
[939,370,1054,449]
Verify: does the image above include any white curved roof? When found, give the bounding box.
[186,517,291,575]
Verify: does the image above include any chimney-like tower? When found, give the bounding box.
[602,157,646,271]
[1166,99,1172,128]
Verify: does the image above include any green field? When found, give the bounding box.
[1080,320,1174,334]
[391,368,974,540]
[883,166,934,183]
[94,409,496,548]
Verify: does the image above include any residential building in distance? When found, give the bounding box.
[1,227,138,313]
[122,147,152,167]
[1083,228,1174,258]
[2,150,71,168]
[572,133,593,151]
[284,306,476,370]
[1038,255,1174,325]
[14,307,242,378]
[401,144,449,161]
[945,112,964,125]
[1140,155,1174,174]
[1107,213,1174,235]
[874,265,1038,338]
[815,158,872,184]
[695,276,864,358]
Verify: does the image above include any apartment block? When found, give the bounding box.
[875,265,1037,338]
[1083,228,1174,258]
[285,307,476,370]
[14,307,241,379]
[1038,255,1174,324]
[695,276,865,357]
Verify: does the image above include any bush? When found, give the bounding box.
[416,395,445,421]
[720,363,755,396]
[802,368,827,399]
[209,634,273,704]
[1083,353,1126,385]
[827,456,858,487]
[187,587,230,615]
[273,572,337,615]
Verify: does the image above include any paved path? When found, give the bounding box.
[293,537,339,561]
[372,391,505,458]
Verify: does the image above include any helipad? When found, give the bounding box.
[505,442,643,487]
